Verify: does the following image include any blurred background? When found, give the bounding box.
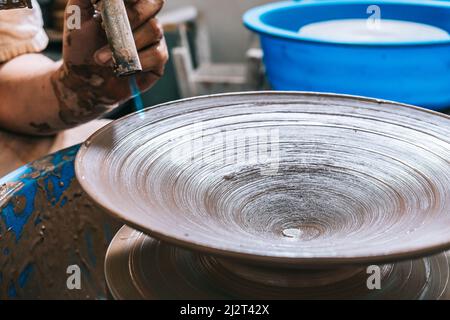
[39,0,450,117]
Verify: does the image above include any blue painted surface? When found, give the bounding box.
[0,144,118,299]
[0,145,80,297]
[18,264,33,288]
[243,0,450,110]
[85,229,97,267]
[7,281,16,298]
[0,146,79,242]
[60,196,68,207]
[1,186,37,243]
[34,216,42,226]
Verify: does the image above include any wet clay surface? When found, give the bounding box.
[76,92,450,267]
[0,146,120,299]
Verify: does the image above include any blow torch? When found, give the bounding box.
[93,0,142,76]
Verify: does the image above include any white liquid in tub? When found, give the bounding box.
[298,19,450,43]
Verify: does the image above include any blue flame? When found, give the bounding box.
[129,75,144,118]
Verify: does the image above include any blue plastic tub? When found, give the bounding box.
[244,0,450,110]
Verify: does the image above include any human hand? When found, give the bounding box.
[52,0,168,125]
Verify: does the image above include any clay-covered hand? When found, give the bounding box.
[52,0,168,126]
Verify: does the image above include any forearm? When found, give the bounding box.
[0,53,117,135]
[0,0,167,136]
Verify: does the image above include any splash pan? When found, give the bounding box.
[105,226,450,299]
[76,92,450,267]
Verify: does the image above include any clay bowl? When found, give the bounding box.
[76,92,450,268]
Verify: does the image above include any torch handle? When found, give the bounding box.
[97,0,142,77]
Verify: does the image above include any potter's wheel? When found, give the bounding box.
[75,92,450,299]
[105,225,450,299]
